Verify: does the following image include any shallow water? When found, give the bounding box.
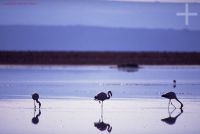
[0,65,200,99]
[0,99,200,134]
[0,65,200,134]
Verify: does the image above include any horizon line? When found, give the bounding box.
[0,24,199,31]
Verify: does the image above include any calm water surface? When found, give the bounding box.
[0,65,200,98]
[0,65,200,134]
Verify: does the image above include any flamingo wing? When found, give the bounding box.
[95,92,107,101]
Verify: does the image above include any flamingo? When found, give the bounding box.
[173,80,176,88]
[161,92,183,109]
[94,91,112,105]
[32,93,41,109]
[94,91,112,117]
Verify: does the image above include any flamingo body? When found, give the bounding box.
[32,93,39,100]
[162,92,176,99]
[94,91,112,102]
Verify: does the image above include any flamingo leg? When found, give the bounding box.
[168,99,171,109]
[167,105,170,116]
[34,100,36,110]
[33,107,36,117]
[171,101,176,109]
[101,102,103,120]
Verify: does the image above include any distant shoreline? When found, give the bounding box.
[0,51,200,65]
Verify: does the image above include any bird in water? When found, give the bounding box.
[32,93,41,109]
[94,91,112,118]
[162,92,183,109]
[173,80,176,88]
[94,91,112,105]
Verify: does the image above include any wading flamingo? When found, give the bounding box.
[32,93,41,109]
[162,92,183,109]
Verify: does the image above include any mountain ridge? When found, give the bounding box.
[0,25,200,52]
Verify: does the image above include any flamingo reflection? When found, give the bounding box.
[32,109,41,125]
[161,107,183,125]
[94,111,112,132]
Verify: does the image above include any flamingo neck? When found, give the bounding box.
[36,100,41,108]
[107,94,111,99]
[176,98,183,109]
[107,91,112,99]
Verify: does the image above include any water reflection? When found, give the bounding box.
[94,112,112,133]
[32,109,41,125]
[161,108,183,125]
[117,64,139,72]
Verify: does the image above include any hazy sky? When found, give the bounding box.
[110,0,200,3]
[0,0,200,29]
[0,0,200,51]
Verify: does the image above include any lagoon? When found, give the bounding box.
[0,65,200,99]
[0,65,200,134]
